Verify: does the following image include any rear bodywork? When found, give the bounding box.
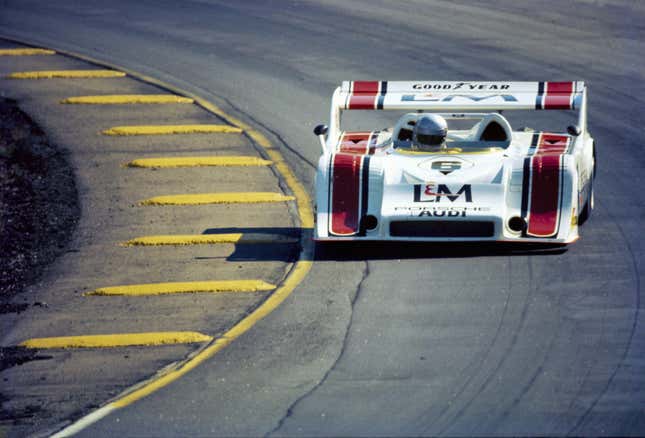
[314,81,595,243]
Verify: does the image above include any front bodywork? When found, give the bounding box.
[314,81,594,243]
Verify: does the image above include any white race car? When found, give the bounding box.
[313,81,595,243]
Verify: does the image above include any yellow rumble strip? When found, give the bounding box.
[7,70,126,79]
[61,94,194,104]
[140,192,294,205]
[102,124,242,136]
[20,332,213,349]
[0,48,55,56]
[126,156,272,168]
[121,233,299,246]
[86,280,276,296]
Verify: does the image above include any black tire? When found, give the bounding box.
[578,143,595,226]
[578,186,591,225]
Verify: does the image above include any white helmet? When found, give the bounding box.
[413,114,447,150]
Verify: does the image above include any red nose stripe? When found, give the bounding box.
[539,133,570,153]
[342,132,372,142]
[339,131,379,155]
[527,154,562,237]
[330,154,363,235]
[526,133,570,237]
[339,131,371,154]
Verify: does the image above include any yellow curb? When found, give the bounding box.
[111,260,313,410]
[7,70,126,79]
[126,156,272,168]
[20,332,213,349]
[0,48,55,56]
[86,280,276,296]
[61,94,194,104]
[26,40,316,437]
[264,151,314,229]
[192,106,315,228]
[102,124,242,136]
[121,234,298,246]
[139,192,294,205]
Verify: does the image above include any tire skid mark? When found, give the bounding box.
[413,257,514,433]
[567,202,641,435]
[435,257,536,436]
[488,285,566,432]
[563,218,613,425]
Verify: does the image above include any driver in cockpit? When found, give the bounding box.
[412,114,447,152]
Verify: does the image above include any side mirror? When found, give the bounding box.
[567,125,581,136]
[314,124,329,153]
[314,124,328,136]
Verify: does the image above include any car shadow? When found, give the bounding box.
[314,240,567,261]
[201,227,301,263]
[202,227,567,262]
[202,226,302,238]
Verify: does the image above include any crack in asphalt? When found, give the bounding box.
[92,62,319,173]
[265,260,370,437]
[198,88,319,171]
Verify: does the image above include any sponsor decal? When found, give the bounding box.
[402,94,517,103]
[419,156,473,175]
[338,131,380,155]
[412,82,510,90]
[394,205,490,217]
[419,209,466,218]
[431,160,461,175]
[414,183,473,203]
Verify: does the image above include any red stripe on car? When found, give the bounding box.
[330,153,363,235]
[538,133,569,154]
[338,131,377,155]
[527,155,562,237]
[526,133,570,237]
[544,81,573,110]
[348,81,379,109]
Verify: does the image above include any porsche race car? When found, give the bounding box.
[313,81,595,243]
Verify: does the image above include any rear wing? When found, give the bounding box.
[326,81,587,146]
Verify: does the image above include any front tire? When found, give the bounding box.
[578,145,595,226]
[578,179,593,225]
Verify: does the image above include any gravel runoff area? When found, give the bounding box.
[0,97,79,374]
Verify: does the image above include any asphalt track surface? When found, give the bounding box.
[2,1,644,436]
